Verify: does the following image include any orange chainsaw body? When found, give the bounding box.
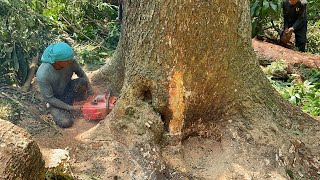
[74,93,117,120]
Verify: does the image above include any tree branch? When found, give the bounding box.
[22,54,40,92]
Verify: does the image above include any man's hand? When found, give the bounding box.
[72,105,82,111]
[288,27,294,33]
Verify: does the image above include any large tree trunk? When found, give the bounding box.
[0,119,45,180]
[73,0,320,179]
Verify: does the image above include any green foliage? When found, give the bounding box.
[306,23,320,54]
[75,44,113,69]
[0,0,120,85]
[43,0,119,47]
[300,66,320,83]
[250,0,282,37]
[291,130,302,135]
[267,63,320,117]
[0,0,52,85]
[308,0,320,22]
[250,0,320,38]
[43,0,120,67]
[273,80,320,116]
[263,59,288,79]
[105,21,121,50]
[286,169,295,179]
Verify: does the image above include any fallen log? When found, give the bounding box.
[252,38,320,68]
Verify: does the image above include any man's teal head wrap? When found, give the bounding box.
[41,42,74,64]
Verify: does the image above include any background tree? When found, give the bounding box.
[73,0,320,179]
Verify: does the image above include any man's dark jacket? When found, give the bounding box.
[282,0,307,51]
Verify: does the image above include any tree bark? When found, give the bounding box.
[0,119,45,180]
[21,54,39,92]
[73,0,320,179]
[91,36,125,95]
[115,0,282,136]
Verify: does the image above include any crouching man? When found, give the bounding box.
[36,42,93,128]
[281,0,307,52]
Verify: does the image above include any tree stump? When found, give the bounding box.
[0,119,45,180]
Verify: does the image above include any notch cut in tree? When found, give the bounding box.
[76,0,320,179]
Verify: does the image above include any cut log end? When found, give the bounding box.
[0,119,45,180]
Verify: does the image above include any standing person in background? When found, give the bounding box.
[36,42,93,128]
[281,0,308,52]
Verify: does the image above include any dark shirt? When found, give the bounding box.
[36,60,89,110]
[282,0,307,30]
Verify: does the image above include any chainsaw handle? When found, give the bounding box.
[106,91,111,110]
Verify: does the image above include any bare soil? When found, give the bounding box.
[32,117,98,149]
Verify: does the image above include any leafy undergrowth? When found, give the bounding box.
[74,43,114,71]
[0,0,120,85]
[262,60,320,117]
[307,23,320,55]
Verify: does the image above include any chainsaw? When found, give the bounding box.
[74,92,118,120]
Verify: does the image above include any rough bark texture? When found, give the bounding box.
[91,36,125,95]
[0,119,45,180]
[118,0,278,137]
[72,0,320,179]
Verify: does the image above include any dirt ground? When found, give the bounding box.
[32,117,98,149]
